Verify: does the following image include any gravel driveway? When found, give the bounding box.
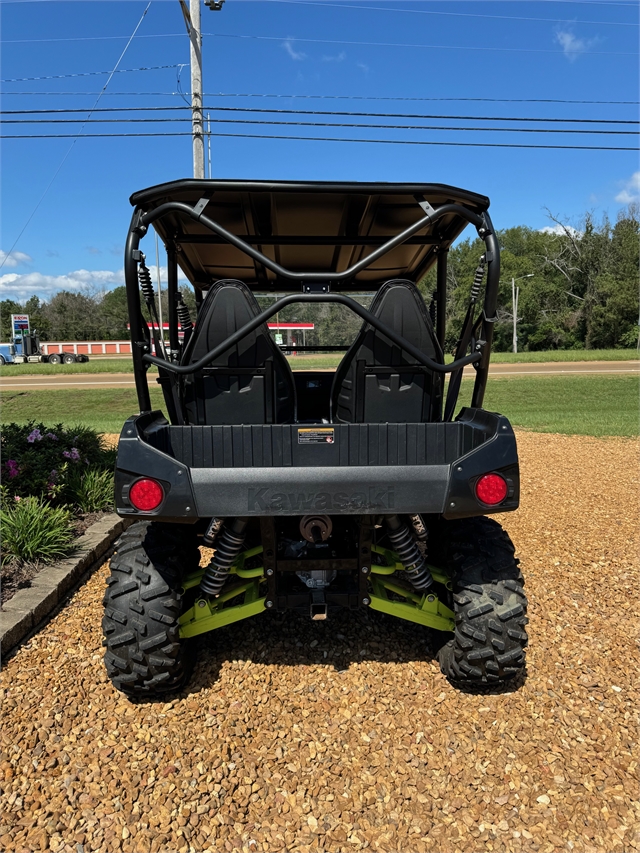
[1,433,638,853]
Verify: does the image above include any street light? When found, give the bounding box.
[500,274,534,354]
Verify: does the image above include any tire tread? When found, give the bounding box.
[435,516,528,687]
[101,521,200,698]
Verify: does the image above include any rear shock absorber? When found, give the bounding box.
[176,292,193,349]
[470,256,486,304]
[199,517,249,597]
[138,257,155,305]
[386,515,433,591]
[176,292,193,333]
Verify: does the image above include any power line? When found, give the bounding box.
[266,0,639,26]
[0,65,179,83]
[204,31,638,56]
[211,94,640,107]
[3,118,637,135]
[1,0,636,44]
[1,131,635,151]
[1,33,186,45]
[0,3,152,271]
[3,91,639,106]
[5,33,630,59]
[208,107,640,125]
[3,106,636,124]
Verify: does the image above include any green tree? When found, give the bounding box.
[0,299,23,341]
[98,286,130,340]
[41,291,98,340]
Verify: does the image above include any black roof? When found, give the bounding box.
[130,179,490,291]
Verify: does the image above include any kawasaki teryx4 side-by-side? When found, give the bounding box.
[103,180,528,698]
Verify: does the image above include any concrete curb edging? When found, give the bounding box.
[0,514,133,661]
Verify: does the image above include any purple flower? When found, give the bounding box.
[27,428,42,443]
[5,460,20,479]
[46,432,58,441]
[63,447,81,462]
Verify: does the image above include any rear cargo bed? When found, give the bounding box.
[115,408,519,520]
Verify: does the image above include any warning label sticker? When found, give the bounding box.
[298,427,335,445]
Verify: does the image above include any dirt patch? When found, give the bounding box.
[1,433,638,853]
[0,561,44,606]
[1,511,111,606]
[100,433,120,450]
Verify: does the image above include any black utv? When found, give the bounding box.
[103,180,528,698]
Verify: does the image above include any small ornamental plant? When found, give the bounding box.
[0,491,75,565]
[1,421,116,509]
[1,423,117,567]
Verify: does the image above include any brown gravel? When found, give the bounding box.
[1,432,638,853]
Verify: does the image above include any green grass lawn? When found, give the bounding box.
[456,375,638,438]
[488,349,637,363]
[0,358,152,376]
[1,375,637,437]
[0,348,635,376]
[288,349,638,371]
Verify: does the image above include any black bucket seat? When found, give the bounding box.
[331,280,443,424]
[181,280,296,425]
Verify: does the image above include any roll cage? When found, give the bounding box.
[124,179,500,420]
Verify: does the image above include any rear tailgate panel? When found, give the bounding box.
[115,408,519,519]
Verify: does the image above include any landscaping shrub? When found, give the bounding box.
[69,468,114,513]
[1,421,115,510]
[1,494,75,564]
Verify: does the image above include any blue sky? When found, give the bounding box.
[1,0,638,302]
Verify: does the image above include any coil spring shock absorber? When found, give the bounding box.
[386,515,433,591]
[138,258,155,304]
[176,293,193,333]
[470,256,486,303]
[199,517,249,597]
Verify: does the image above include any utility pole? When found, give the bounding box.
[179,0,224,179]
[189,0,204,178]
[512,278,519,354]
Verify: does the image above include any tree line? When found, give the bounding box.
[1,206,637,351]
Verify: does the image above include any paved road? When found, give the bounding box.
[0,360,637,390]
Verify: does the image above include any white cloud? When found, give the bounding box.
[540,224,583,238]
[322,51,346,63]
[0,249,32,269]
[555,30,597,62]
[357,62,370,74]
[282,39,306,61]
[0,265,190,302]
[0,268,124,302]
[615,171,640,204]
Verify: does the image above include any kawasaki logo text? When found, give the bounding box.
[248,488,395,512]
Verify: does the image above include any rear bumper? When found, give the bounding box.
[115,408,519,520]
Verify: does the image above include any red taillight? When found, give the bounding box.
[129,478,164,511]
[475,473,508,506]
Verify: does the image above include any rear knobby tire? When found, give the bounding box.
[102,520,200,698]
[434,516,528,687]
